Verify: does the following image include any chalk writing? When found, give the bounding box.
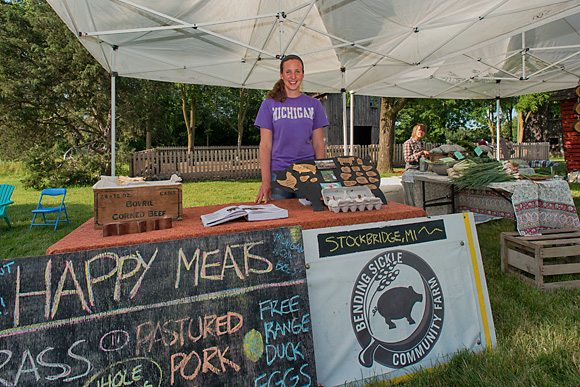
[174,241,273,288]
[317,219,447,258]
[83,358,161,387]
[254,363,312,387]
[257,293,313,386]
[99,330,130,352]
[170,346,241,385]
[135,312,243,355]
[0,262,14,276]
[243,329,264,362]
[0,340,91,386]
[0,226,316,386]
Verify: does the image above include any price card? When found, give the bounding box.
[474,146,483,156]
[454,151,464,159]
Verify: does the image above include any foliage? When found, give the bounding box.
[196,85,265,147]
[396,99,479,143]
[0,2,127,176]
[21,142,104,189]
[0,2,266,186]
[514,93,552,114]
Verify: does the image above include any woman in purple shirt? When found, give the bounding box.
[254,55,329,203]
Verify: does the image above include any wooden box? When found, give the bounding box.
[94,184,182,229]
[501,229,580,290]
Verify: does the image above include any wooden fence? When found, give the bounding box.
[130,146,261,181]
[130,142,550,181]
[502,142,550,160]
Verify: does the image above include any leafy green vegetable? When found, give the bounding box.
[452,160,515,189]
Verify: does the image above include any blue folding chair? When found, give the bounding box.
[30,188,70,231]
[0,184,14,228]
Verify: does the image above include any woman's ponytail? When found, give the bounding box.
[266,79,287,102]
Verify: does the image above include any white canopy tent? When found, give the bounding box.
[46,0,580,172]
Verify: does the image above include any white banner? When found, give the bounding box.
[302,212,495,386]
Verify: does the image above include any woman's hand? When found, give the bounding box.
[255,182,272,203]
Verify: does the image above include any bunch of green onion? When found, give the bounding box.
[450,159,515,189]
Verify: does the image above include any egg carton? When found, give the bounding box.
[322,186,382,213]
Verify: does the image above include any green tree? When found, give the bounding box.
[0,2,177,186]
[396,99,477,144]
[514,93,552,142]
[196,86,264,147]
[468,98,517,144]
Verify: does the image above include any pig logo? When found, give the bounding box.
[372,286,423,329]
[350,249,444,369]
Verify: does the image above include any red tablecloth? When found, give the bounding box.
[46,199,427,255]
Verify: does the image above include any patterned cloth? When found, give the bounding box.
[456,188,515,219]
[527,160,559,168]
[509,180,579,235]
[459,180,579,235]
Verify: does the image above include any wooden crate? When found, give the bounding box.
[94,184,182,229]
[501,229,580,291]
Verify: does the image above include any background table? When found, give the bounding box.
[403,171,580,235]
[46,199,428,255]
[459,179,580,235]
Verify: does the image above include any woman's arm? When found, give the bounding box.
[403,140,416,162]
[256,128,273,203]
[312,128,325,159]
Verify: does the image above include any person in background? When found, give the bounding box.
[477,137,489,146]
[499,137,514,159]
[403,123,429,171]
[254,54,329,203]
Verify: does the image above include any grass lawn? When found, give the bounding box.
[1,161,580,386]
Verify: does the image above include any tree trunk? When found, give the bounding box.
[236,88,249,153]
[235,88,252,164]
[377,97,408,174]
[517,111,524,143]
[181,85,196,152]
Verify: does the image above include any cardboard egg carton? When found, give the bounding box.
[322,186,382,213]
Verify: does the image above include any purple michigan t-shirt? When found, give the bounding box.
[254,94,329,171]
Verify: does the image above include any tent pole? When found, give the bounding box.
[342,92,347,156]
[349,91,354,156]
[111,72,117,176]
[496,96,501,161]
[495,79,501,161]
[521,31,526,80]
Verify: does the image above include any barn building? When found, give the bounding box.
[316,93,380,146]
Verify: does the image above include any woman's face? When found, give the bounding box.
[414,127,426,140]
[280,59,304,95]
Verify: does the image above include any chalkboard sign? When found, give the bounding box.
[0,226,315,386]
